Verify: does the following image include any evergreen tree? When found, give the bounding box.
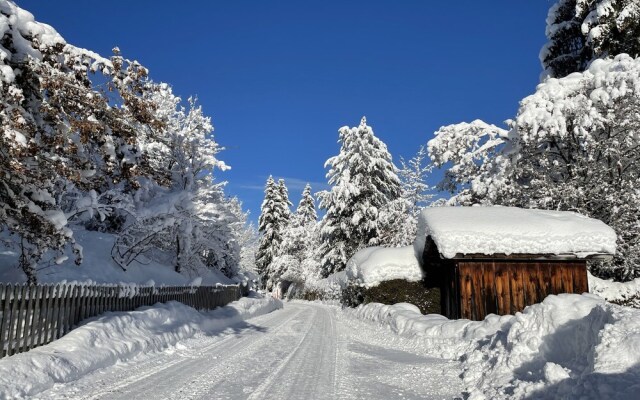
[277,179,293,227]
[318,117,401,276]
[296,184,317,225]
[270,184,319,291]
[255,177,292,288]
[256,177,279,284]
[541,0,640,78]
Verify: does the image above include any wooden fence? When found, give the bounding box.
[0,283,245,359]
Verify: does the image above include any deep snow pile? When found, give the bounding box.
[345,246,424,288]
[350,294,640,399]
[589,272,640,308]
[414,206,617,259]
[0,295,282,399]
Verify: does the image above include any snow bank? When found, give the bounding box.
[589,272,640,308]
[414,206,617,260]
[0,295,283,399]
[350,294,640,399]
[348,302,512,359]
[345,246,424,288]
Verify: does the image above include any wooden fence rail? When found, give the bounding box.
[0,283,245,359]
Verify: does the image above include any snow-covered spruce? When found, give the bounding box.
[0,295,282,399]
[255,176,292,289]
[271,184,322,295]
[318,117,401,276]
[541,0,640,79]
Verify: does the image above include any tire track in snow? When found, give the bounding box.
[244,306,326,400]
[92,305,304,400]
[164,303,320,400]
[45,305,301,400]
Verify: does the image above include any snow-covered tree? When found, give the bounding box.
[318,117,401,276]
[110,83,234,277]
[429,55,640,280]
[379,145,435,246]
[541,0,640,78]
[256,176,292,287]
[0,1,161,283]
[427,120,510,206]
[296,184,317,225]
[508,55,640,279]
[277,179,293,226]
[271,184,319,285]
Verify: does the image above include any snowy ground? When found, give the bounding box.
[0,229,236,286]
[10,302,463,400]
[3,292,639,399]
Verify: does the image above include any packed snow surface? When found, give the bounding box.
[414,206,617,259]
[0,294,282,399]
[345,245,424,288]
[22,302,463,400]
[351,294,640,399]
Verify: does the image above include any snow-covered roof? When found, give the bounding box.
[414,206,617,260]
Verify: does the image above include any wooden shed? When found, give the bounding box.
[416,207,617,321]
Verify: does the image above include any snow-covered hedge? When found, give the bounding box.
[349,294,640,399]
[345,245,424,288]
[589,272,640,308]
[0,295,282,399]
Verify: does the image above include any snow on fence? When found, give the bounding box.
[0,283,244,359]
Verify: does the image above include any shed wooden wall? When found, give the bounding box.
[454,260,588,321]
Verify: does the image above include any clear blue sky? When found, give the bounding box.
[18,0,553,222]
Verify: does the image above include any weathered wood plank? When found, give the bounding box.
[469,265,483,321]
[20,285,35,353]
[6,285,21,356]
[494,263,510,316]
[573,262,589,294]
[459,264,473,320]
[0,285,9,357]
[481,262,497,316]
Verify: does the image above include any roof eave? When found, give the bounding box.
[445,253,614,261]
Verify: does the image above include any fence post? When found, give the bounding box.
[6,285,22,356]
[0,284,8,358]
[15,285,29,353]
[20,285,35,353]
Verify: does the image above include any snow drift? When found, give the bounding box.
[350,294,640,399]
[0,295,283,399]
[589,272,640,308]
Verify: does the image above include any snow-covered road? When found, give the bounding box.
[40,302,463,400]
